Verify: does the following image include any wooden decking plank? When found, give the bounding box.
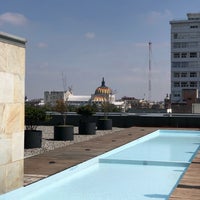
[170,188,200,199]
[170,151,200,200]
[24,127,157,177]
[180,165,200,186]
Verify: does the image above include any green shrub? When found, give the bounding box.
[77,104,96,116]
[54,99,68,125]
[25,104,46,130]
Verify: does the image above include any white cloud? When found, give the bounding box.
[0,12,28,26]
[37,42,48,48]
[84,32,95,39]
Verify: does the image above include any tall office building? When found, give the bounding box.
[170,13,200,104]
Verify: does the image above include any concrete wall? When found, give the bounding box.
[0,32,26,194]
[192,103,200,114]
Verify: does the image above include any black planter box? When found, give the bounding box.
[24,130,42,149]
[54,125,74,141]
[97,119,112,130]
[79,122,96,135]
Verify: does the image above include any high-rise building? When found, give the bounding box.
[170,13,200,104]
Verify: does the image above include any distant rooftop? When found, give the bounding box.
[187,13,200,20]
[170,12,200,24]
[68,94,91,102]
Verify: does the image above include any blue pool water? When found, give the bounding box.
[0,130,200,200]
[104,130,199,163]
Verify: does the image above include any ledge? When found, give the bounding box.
[0,32,27,47]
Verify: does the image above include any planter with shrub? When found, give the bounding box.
[77,104,96,135]
[97,118,112,130]
[25,104,46,149]
[97,101,112,130]
[53,99,74,141]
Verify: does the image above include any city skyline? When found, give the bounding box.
[1,0,200,101]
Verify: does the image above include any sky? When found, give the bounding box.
[1,0,200,101]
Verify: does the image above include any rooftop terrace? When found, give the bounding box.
[24,127,200,199]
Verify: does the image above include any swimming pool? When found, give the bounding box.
[0,130,199,200]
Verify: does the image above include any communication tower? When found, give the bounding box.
[148,42,152,102]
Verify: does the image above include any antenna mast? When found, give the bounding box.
[148,42,152,102]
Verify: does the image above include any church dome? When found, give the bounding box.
[95,78,112,95]
[93,95,107,102]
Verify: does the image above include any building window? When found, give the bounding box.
[190,25,198,28]
[173,82,180,87]
[174,33,178,39]
[173,92,180,97]
[189,42,198,48]
[172,62,189,68]
[172,62,180,68]
[173,43,180,48]
[189,61,198,67]
[181,42,187,48]
[174,72,180,77]
[181,72,187,77]
[181,62,188,67]
[190,52,197,58]
[173,42,188,48]
[174,53,180,58]
[190,32,200,39]
[181,53,187,58]
[190,72,197,77]
[181,82,188,87]
[190,82,197,87]
[180,33,188,39]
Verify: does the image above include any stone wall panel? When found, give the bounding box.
[0,32,26,194]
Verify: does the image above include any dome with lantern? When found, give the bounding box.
[95,78,112,95]
[92,78,113,103]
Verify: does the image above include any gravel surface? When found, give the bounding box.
[24,126,124,158]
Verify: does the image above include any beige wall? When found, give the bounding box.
[0,32,26,194]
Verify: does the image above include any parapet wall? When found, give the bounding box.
[0,32,26,194]
[43,113,200,128]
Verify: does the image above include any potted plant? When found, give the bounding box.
[53,99,74,141]
[25,104,46,148]
[77,104,96,135]
[97,101,112,130]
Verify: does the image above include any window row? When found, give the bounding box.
[173,42,199,48]
[173,72,199,78]
[172,61,199,68]
[173,52,199,58]
[172,91,200,98]
[173,32,200,39]
[190,25,198,29]
[172,93,181,98]
[173,81,199,88]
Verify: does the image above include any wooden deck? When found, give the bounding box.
[24,127,157,180]
[170,151,200,200]
[24,127,200,199]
